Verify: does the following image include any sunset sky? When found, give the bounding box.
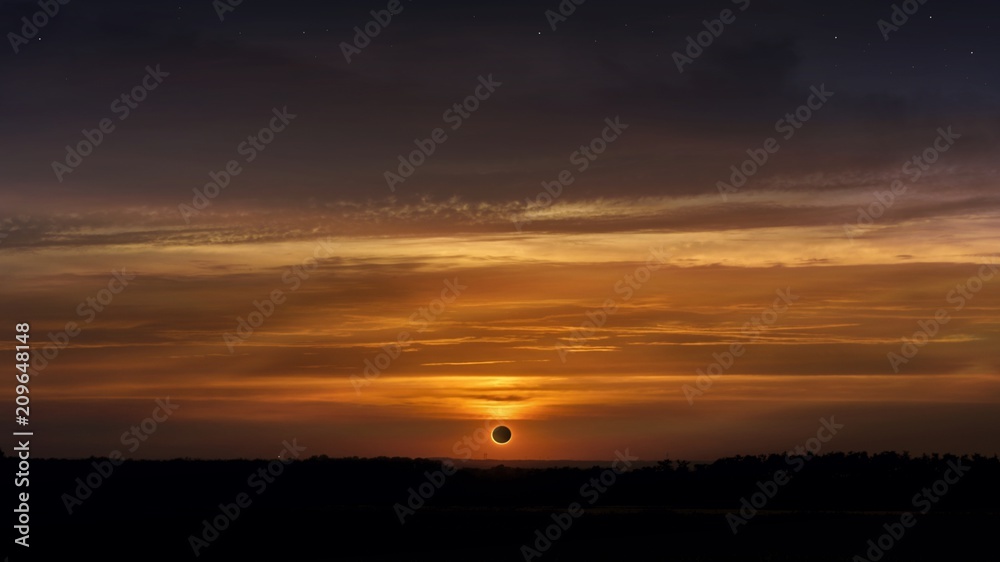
[2,0,998,460]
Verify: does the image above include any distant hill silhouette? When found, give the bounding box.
[9,451,998,560]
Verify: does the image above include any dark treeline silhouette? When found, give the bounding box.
[7,451,998,560]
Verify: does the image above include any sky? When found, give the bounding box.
[1,0,998,460]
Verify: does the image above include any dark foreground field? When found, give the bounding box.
[8,452,999,561]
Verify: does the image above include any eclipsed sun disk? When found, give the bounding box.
[492,425,512,444]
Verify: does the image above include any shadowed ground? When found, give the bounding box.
[10,452,999,560]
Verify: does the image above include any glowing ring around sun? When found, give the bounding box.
[492,425,512,444]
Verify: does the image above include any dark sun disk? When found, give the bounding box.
[492,425,512,444]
